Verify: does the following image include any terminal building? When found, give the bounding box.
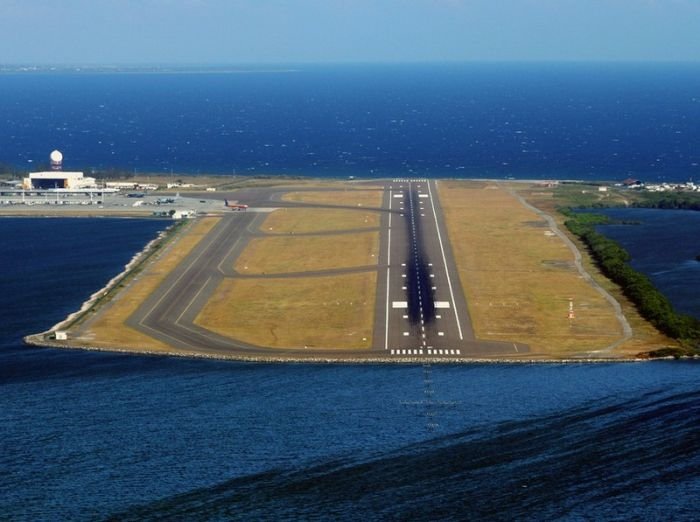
[22,150,97,190]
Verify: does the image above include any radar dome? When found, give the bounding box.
[50,150,63,163]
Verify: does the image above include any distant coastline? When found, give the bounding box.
[0,65,301,74]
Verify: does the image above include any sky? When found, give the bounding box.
[1,0,699,64]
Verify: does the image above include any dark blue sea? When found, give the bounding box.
[2,63,700,181]
[3,65,700,519]
[2,219,700,520]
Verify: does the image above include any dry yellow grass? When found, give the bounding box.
[261,207,379,234]
[215,178,376,191]
[199,201,381,350]
[195,272,376,350]
[516,184,678,355]
[78,217,221,351]
[282,189,383,208]
[235,231,379,274]
[439,181,624,356]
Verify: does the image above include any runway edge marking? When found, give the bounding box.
[384,186,393,351]
[427,180,464,341]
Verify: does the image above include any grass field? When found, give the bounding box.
[219,203,381,347]
[282,189,383,208]
[198,189,384,348]
[260,207,379,234]
[439,181,627,357]
[195,272,376,350]
[77,217,221,351]
[234,231,379,275]
[514,183,677,354]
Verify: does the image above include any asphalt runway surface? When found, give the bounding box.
[372,179,529,358]
[126,181,529,360]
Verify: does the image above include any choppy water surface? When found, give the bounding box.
[1,219,700,520]
[2,63,700,180]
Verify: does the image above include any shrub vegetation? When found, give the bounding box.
[563,209,700,354]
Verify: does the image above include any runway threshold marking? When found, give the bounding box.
[426,181,464,341]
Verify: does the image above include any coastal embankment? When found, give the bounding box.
[23,178,688,362]
[23,220,183,347]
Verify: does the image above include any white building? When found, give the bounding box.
[22,150,96,190]
[172,209,195,219]
[23,171,97,190]
[105,181,139,190]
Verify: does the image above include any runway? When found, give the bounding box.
[126,181,528,360]
[373,179,529,358]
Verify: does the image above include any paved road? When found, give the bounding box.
[127,181,528,360]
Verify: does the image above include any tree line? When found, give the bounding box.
[563,209,700,353]
[633,193,700,211]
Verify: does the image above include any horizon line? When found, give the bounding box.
[2,59,700,71]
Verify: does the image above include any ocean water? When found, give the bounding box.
[2,219,700,520]
[3,65,700,519]
[2,63,700,181]
[596,208,700,319]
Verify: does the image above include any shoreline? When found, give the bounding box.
[37,221,180,336]
[19,177,692,363]
[508,188,633,353]
[0,213,158,219]
[23,334,659,364]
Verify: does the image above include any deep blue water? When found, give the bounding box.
[2,63,700,181]
[595,208,700,319]
[2,219,700,520]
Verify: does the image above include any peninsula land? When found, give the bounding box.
[14,175,697,363]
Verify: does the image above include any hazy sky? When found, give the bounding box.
[1,0,699,64]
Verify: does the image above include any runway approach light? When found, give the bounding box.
[50,150,63,171]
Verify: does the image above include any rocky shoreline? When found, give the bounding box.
[24,222,179,344]
[23,332,657,364]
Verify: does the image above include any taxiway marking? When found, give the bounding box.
[175,275,212,325]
